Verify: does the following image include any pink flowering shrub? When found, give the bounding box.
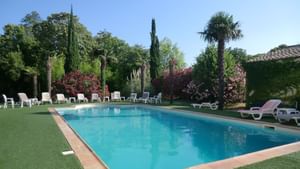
[183,65,245,103]
[152,68,192,99]
[52,71,110,99]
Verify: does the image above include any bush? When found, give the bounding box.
[152,68,192,99]
[122,67,152,96]
[184,64,245,103]
[52,71,109,98]
[183,46,245,103]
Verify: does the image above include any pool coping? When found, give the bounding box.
[50,104,300,169]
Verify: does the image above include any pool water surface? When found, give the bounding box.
[56,105,300,169]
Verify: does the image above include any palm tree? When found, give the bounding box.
[169,57,176,104]
[47,56,52,95]
[200,11,242,110]
[94,49,110,97]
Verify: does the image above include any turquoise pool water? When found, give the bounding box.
[57,105,300,169]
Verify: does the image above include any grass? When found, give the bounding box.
[0,104,82,169]
[0,101,299,169]
[238,151,300,169]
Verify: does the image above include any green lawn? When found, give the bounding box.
[0,104,82,169]
[0,101,299,169]
[238,151,300,169]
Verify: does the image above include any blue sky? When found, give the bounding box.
[1,0,300,66]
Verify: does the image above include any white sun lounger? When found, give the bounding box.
[18,93,32,108]
[77,93,88,103]
[91,93,101,102]
[138,92,150,104]
[292,117,300,126]
[127,93,137,102]
[56,94,68,104]
[149,92,162,104]
[238,99,281,120]
[41,92,52,104]
[2,94,14,108]
[191,101,218,110]
[111,91,125,101]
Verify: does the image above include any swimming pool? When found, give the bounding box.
[56,105,300,169]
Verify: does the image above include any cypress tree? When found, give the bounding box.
[150,18,160,81]
[65,6,80,73]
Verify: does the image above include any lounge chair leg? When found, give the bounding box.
[240,112,250,118]
[252,113,262,120]
[294,118,300,126]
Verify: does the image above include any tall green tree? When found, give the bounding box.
[160,37,186,70]
[65,6,80,72]
[149,18,160,81]
[200,11,242,110]
[21,11,42,35]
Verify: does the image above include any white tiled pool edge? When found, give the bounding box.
[52,104,300,169]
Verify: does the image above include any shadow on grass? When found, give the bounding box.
[30,111,51,115]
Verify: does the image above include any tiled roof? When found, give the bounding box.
[248,45,300,62]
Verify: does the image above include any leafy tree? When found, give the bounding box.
[65,7,80,72]
[190,45,245,103]
[51,53,65,81]
[160,37,186,70]
[120,45,149,93]
[78,59,100,75]
[200,11,243,110]
[21,11,42,35]
[0,24,41,96]
[228,47,249,64]
[94,31,129,95]
[149,18,160,81]
[32,11,94,92]
[0,51,24,81]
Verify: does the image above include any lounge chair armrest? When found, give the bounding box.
[250,107,260,110]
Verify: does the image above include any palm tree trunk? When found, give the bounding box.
[169,60,174,104]
[100,56,107,97]
[33,74,38,98]
[47,56,52,96]
[217,40,225,110]
[141,63,145,94]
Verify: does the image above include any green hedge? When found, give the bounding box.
[244,58,300,107]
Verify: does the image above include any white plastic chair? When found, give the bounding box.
[2,94,14,108]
